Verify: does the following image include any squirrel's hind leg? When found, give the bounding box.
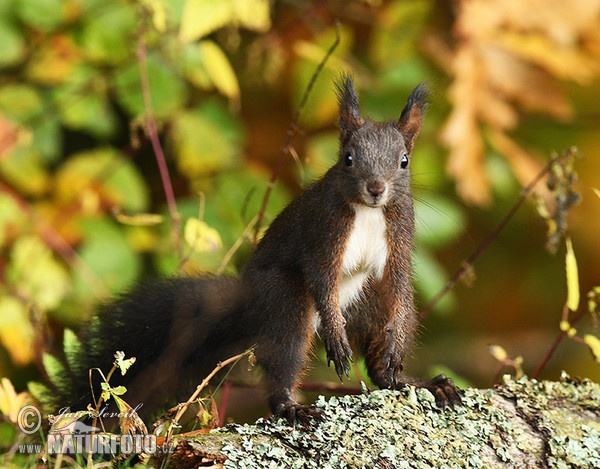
[248,273,321,425]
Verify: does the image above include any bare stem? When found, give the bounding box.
[136,34,182,260]
[253,21,341,242]
[419,151,568,322]
[166,349,253,442]
[531,305,587,379]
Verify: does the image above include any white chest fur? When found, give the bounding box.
[338,204,388,309]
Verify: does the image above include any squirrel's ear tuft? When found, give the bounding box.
[398,83,429,153]
[336,75,365,140]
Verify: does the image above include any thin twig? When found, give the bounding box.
[531,305,588,379]
[419,152,568,322]
[166,349,253,442]
[217,216,258,274]
[253,21,341,242]
[136,34,182,260]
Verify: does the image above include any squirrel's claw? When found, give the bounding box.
[423,374,463,409]
[381,342,404,387]
[324,331,353,380]
[273,403,323,426]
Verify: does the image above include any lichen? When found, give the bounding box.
[185,375,600,468]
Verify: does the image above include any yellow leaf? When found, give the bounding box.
[559,320,571,332]
[233,0,271,32]
[112,394,148,434]
[114,211,164,226]
[26,35,81,85]
[197,40,240,102]
[496,31,599,85]
[10,235,71,310]
[184,218,223,253]
[179,0,232,42]
[0,377,31,423]
[565,237,580,311]
[140,0,167,32]
[179,0,270,42]
[488,344,507,362]
[583,334,600,363]
[0,296,34,365]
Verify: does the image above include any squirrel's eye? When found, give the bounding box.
[400,153,409,169]
[344,153,353,166]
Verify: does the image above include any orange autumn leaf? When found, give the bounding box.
[432,0,600,204]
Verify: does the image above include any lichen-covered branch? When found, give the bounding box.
[151,376,600,468]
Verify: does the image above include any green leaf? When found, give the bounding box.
[75,218,142,296]
[565,237,580,311]
[55,148,149,212]
[0,147,50,196]
[113,53,186,117]
[0,20,26,68]
[155,166,290,274]
[114,353,136,376]
[413,247,456,314]
[291,26,353,128]
[8,235,71,310]
[63,329,82,371]
[171,100,242,177]
[583,334,600,363]
[79,2,137,64]
[55,67,117,138]
[0,84,43,121]
[415,194,466,248]
[33,115,62,163]
[15,0,64,32]
[304,132,339,182]
[369,0,430,67]
[109,386,127,396]
[42,353,67,388]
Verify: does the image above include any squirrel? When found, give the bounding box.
[49,76,461,425]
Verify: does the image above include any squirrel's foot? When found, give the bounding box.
[419,374,463,409]
[272,402,323,426]
[324,329,353,380]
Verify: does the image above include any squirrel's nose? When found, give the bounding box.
[367,180,387,198]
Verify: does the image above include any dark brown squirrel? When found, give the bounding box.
[50,76,461,425]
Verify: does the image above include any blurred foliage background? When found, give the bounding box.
[1,0,599,421]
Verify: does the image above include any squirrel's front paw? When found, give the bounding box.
[324,330,353,380]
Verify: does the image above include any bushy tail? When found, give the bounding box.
[31,275,245,420]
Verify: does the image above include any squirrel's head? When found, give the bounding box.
[334,76,427,207]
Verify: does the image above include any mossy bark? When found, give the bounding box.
[150,376,600,468]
